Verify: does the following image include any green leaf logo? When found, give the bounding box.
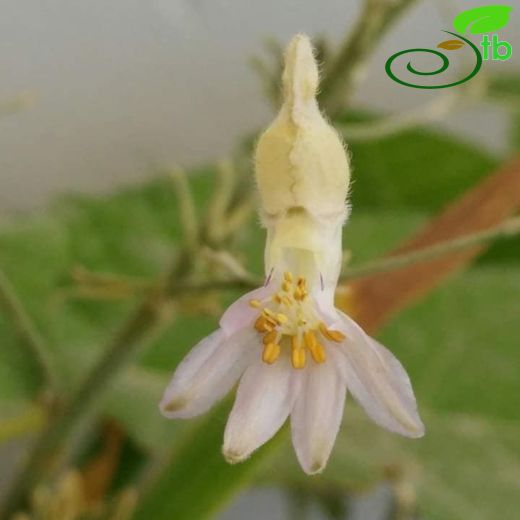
[453,5,512,34]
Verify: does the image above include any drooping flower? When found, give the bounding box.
[160,34,424,474]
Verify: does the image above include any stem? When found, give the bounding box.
[0,268,59,396]
[168,217,520,292]
[339,78,485,142]
[343,217,520,280]
[0,405,46,443]
[0,294,168,517]
[319,0,417,115]
[63,217,520,299]
[168,167,200,255]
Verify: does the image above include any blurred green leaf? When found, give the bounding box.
[380,267,520,421]
[488,73,520,102]
[103,367,177,450]
[134,400,282,520]
[345,116,498,213]
[263,405,520,520]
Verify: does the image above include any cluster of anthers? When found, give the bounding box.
[249,272,346,369]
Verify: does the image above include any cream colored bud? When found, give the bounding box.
[255,34,350,222]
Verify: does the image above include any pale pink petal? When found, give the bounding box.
[219,286,271,336]
[160,328,258,419]
[313,287,340,324]
[335,312,424,438]
[291,359,347,474]
[223,357,297,463]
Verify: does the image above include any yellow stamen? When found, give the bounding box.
[303,330,317,349]
[282,281,292,292]
[251,273,326,369]
[282,295,292,306]
[263,330,278,345]
[276,313,288,324]
[291,346,306,369]
[262,309,279,327]
[254,316,273,332]
[319,322,346,342]
[309,342,326,363]
[262,343,281,364]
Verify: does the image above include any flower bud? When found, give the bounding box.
[254,34,350,223]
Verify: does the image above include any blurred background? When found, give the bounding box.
[1,1,519,519]
[1,0,519,211]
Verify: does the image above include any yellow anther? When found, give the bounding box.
[309,342,326,363]
[272,294,282,304]
[292,347,306,369]
[284,271,293,282]
[263,330,278,345]
[319,322,346,342]
[276,313,288,324]
[303,330,317,349]
[282,281,292,292]
[294,288,304,301]
[249,299,262,308]
[282,295,292,306]
[254,316,273,332]
[291,335,301,351]
[262,343,281,364]
[261,309,279,327]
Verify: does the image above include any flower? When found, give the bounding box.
[160,34,424,475]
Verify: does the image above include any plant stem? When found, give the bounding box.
[339,78,485,142]
[319,0,417,115]
[343,216,520,280]
[0,405,46,443]
[0,268,59,396]
[0,293,168,518]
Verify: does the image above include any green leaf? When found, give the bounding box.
[381,266,520,422]
[453,5,512,35]
[262,406,520,520]
[103,367,180,450]
[133,400,283,520]
[343,113,498,213]
[487,73,520,102]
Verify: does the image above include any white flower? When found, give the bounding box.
[160,34,424,475]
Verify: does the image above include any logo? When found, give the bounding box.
[386,5,513,89]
